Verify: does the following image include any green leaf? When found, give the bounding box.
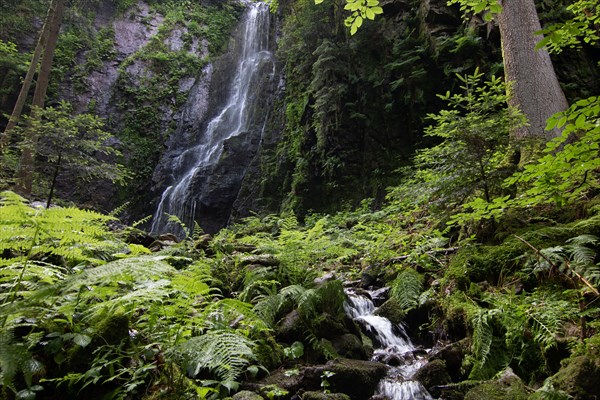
[575,113,586,129]
[73,334,92,348]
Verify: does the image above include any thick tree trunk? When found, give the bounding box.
[16,0,66,195]
[498,0,568,141]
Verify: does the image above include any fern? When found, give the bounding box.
[390,268,424,310]
[0,191,121,266]
[471,308,496,369]
[0,331,42,391]
[200,298,270,333]
[169,330,257,383]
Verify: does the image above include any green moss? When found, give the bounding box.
[301,392,351,400]
[94,311,130,346]
[551,355,600,399]
[374,298,406,325]
[464,370,529,400]
[255,335,284,371]
[446,214,600,285]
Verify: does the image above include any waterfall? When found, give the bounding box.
[150,3,275,237]
[345,289,433,400]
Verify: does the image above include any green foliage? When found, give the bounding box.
[445,288,580,381]
[314,0,383,35]
[0,191,121,269]
[451,96,599,226]
[509,97,600,207]
[537,0,599,53]
[412,68,524,213]
[390,268,424,310]
[521,234,600,293]
[169,330,257,384]
[8,102,126,205]
[446,0,502,20]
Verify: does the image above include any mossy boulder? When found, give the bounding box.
[551,355,600,399]
[464,368,529,400]
[414,359,451,398]
[374,298,406,325]
[429,339,470,382]
[304,358,388,400]
[301,392,351,400]
[232,391,264,400]
[331,333,370,360]
[255,334,284,371]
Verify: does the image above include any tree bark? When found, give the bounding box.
[31,0,66,110]
[497,0,568,141]
[16,0,66,195]
[0,5,53,150]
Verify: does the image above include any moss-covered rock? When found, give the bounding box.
[232,390,265,400]
[429,339,470,382]
[255,334,284,371]
[374,298,406,325]
[304,359,388,400]
[464,368,529,400]
[301,391,351,400]
[551,355,600,399]
[414,359,451,398]
[331,333,370,360]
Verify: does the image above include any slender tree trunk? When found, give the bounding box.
[16,0,66,195]
[31,0,66,111]
[498,0,568,141]
[0,5,53,151]
[46,153,62,208]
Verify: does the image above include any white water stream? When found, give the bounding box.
[150,3,275,236]
[345,290,433,400]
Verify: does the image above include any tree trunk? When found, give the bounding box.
[0,5,53,150]
[46,152,62,208]
[31,0,66,110]
[16,0,66,195]
[498,0,568,142]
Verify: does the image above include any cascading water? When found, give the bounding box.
[345,289,433,400]
[150,2,275,237]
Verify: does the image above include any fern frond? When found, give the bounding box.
[391,268,424,310]
[201,299,270,332]
[471,309,494,367]
[131,215,152,228]
[169,330,257,383]
[279,215,299,231]
[253,293,284,328]
[0,330,42,389]
[566,234,599,248]
[86,279,173,318]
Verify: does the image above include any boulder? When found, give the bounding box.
[414,359,451,398]
[276,310,305,343]
[429,339,470,382]
[374,298,405,325]
[331,333,370,360]
[239,254,279,267]
[301,392,351,400]
[551,354,600,399]
[464,368,529,400]
[233,391,264,400]
[304,359,388,400]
